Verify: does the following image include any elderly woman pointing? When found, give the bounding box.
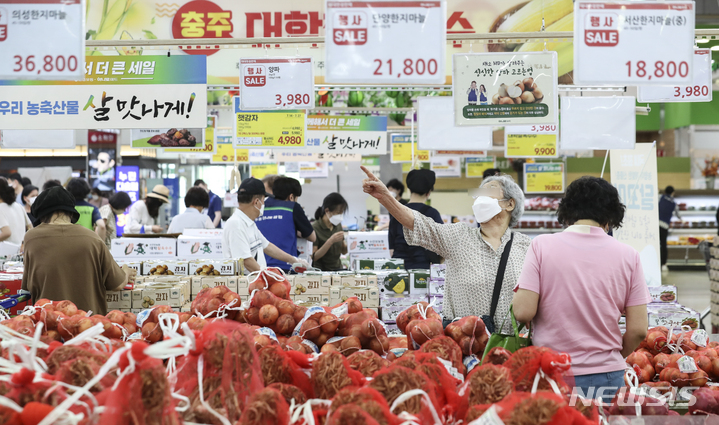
[361,166,530,334]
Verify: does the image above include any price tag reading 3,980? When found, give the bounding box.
[325,0,446,84]
[574,1,695,85]
[637,49,712,103]
[240,58,314,110]
[505,125,559,159]
[0,0,85,80]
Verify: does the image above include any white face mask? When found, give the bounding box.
[255,200,264,216]
[473,196,503,224]
[329,214,343,226]
[28,196,37,205]
[92,194,99,200]
[388,190,399,199]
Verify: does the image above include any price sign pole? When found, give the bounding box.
[325,0,446,84]
[637,49,712,103]
[524,163,565,194]
[240,58,314,110]
[0,0,85,80]
[574,1,695,85]
[505,125,559,159]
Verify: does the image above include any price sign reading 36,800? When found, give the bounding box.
[240,58,314,110]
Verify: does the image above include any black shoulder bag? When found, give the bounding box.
[481,233,514,334]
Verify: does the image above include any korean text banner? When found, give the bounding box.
[132,128,205,149]
[304,115,387,155]
[0,56,207,130]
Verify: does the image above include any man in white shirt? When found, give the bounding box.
[222,177,307,272]
[168,186,215,234]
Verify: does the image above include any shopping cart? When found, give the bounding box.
[0,291,31,317]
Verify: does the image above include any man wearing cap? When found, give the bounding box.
[388,169,443,270]
[222,178,309,273]
[22,187,135,315]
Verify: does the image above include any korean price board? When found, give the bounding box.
[232,96,305,148]
[505,125,559,158]
[524,163,565,194]
[574,1,695,85]
[325,0,446,84]
[240,57,314,110]
[637,49,712,103]
[466,157,496,178]
[0,0,84,80]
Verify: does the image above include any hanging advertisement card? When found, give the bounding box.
[637,49,712,103]
[132,128,205,149]
[250,163,278,180]
[0,56,207,129]
[240,57,313,110]
[523,163,565,194]
[115,165,140,236]
[574,1,695,85]
[465,157,495,178]
[505,125,559,159]
[210,135,248,164]
[391,134,429,163]
[88,130,117,191]
[325,0,446,84]
[299,162,329,178]
[560,96,636,150]
[232,97,305,148]
[275,152,361,162]
[417,96,492,150]
[610,143,661,286]
[453,51,558,126]
[0,0,84,80]
[304,114,387,155]
[0,129,74,149]
[165,116,217,154]
[430,156,461,178]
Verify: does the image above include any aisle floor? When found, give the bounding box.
[663,269,711,330]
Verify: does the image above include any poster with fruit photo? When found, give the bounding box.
[131,128,205,149]
[453,51,558,127]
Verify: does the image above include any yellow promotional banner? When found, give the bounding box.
[391,134,429,163]
[506,134,558,158]
[233,97,305,148]
[524,163,565,194]
[251,163,278,180]
[211,138,248,165]
[466,157,496,178]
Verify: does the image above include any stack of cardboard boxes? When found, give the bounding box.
[618,284,700,332]
[376,265,442,335]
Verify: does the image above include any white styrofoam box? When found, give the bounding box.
[106,290,132,310]
[292,273,332,295]
[430,264,446,279]
[329,286,380,308]
[293,293,330,305]
[408,269,430,295]
[142,260,189,276]
[177,236,223,259]
[380,306,407,322]
[347,231,390,254]
[297,238,312,263]
[428,279,445,297]
[380,294,427,308]
[190,276,243,297]
[189,259,236,276]
[183,228,224,237]
[116,260,142,274]
[111,238,177,259]
[648,286,677,304]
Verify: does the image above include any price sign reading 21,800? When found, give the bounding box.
[240,58,314,111]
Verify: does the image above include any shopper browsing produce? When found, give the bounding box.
[7,172,24,204]
[67,178,106,242]
[99,191,133,248]
[362,166,529,333]
[167,187,214,234]
[658,185,681,271]
[88,188,109,209]
[0,178,32,248]
[256,177,316,272]
[389,169,443,270]
[22,187,134,315]
[222,178,307,273]
[125,184,169,234]
[21,184,38,224]
[312,193,349,271]
[513,176,651,400]
[194,179,222,228]
[262,174,279,196]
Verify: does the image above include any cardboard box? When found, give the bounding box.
[142,260,189,276]
[347,231,390,253]
[380,294,426,308]
[354,258,404,271]
[180,302,192,313]
[428,279,445,297]
[339,274,378,288]
[646,304,701,330]
[190,276,243,297]
[293,293,330,305]
[111,238,177,259]
[292,273,332,295]
[329,286,380,308]
[385,323,402,336]
[132,283,186,309]
[183,228,224,237]
[348,252,391,267]
[189,259,236,276]
[407,269,430,295]
[116,261,142,274]
[380,271,410,294]
[177,236,223,259]
[380,306,407,322]
[430,264,446,279]
[106,290,132,310]
[648,286,678,303]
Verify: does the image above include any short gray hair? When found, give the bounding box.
[480,175,525,228]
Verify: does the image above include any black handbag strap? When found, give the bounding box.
[489,233,514,321]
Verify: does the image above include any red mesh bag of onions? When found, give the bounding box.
[347,350,390,377]
[396,302,443,350]
[328,386,401,425]
[504,346,573,394]
[334,308,389,355]
[259,344,314,398]
[444,316,489,357]
[190,285,242,320]
[238,387,291,425]
[293,306,341,348]
[248,267,292,300]
[490,392,595,425]
[327,405,381,425]
[456,363,514,421]
[241,289,309,338]
[174,320,264,425]
[46,344,116,391]
[311,351,366,400]
[367,364,444,424]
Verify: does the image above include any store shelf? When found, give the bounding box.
[676,210,718,216]
[668,245,701,249]
[668,228,717,234]
[522,210,558,216]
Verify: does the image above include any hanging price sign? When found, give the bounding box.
[240,58,314,110]
[391,134,429,163]
[0,0,85,80]
[232,97,305,148]
[505,125,559,158]
[325,1,446,84]
[466,157,495,178]
[250,163,278,180]
[574,1,695,85]
[524,163,565,194]
[637,49,712,103]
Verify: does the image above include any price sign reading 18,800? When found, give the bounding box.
[240,58,314,111]
[325,1,446,84]
[637,49,713,103]
[574,1,695,85]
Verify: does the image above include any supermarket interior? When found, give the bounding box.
[3,0,719,423]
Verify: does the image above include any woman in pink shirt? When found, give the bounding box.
[513,177,651,401]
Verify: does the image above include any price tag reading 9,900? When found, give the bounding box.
[637,49,713,103]
[240,58,314,110]
[325,1,446,84]
[574,1,695,85]
[505,125,559,159]
[0,0,85,80]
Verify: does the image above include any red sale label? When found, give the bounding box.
[584,13,619,46]
[332,12,368,45]
[239,57,314,111]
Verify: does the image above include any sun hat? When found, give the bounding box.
[146,185,170,203]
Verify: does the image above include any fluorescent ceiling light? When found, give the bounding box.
[696,39,710,44]
[711,45,719,51]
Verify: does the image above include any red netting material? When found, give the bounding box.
[347,350,390,377]
[190,285,241,320]
[493,392,595,425]
[311,351,366,400]
[418,336,466,376]
[259,344,314,398]
[238,387,291,425]
[327,404,381,425]
[329,386,400,425]
[412,352,463,422]
[46,345,116,392]
[367,365,442,424]
[457,363,514,421]
[444,316,489,356]
[504,346,573,394]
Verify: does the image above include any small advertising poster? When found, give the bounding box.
[430,156,461,178]
[132,128,205,149]
[232,97,305,148]
[523,163,565,194]
[391,134,429,164]
[299,162,329,179]
[305,115,387,155]
[465,157,496,178]
[164,116,217,154]
[88,130,117,192]
[453,51,558,126]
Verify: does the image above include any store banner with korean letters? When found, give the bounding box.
[0,56,207,130]
[610,143,662,287]
[304,115,387,155]
[82,0,576,84]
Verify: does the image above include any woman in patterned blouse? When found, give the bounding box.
[361,166,530,334]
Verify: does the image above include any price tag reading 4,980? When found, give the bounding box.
[574,1,695,85]
[637,49,712,103]
[325,0,446,84]
[240,58,314,110]
[505,125,559,159]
